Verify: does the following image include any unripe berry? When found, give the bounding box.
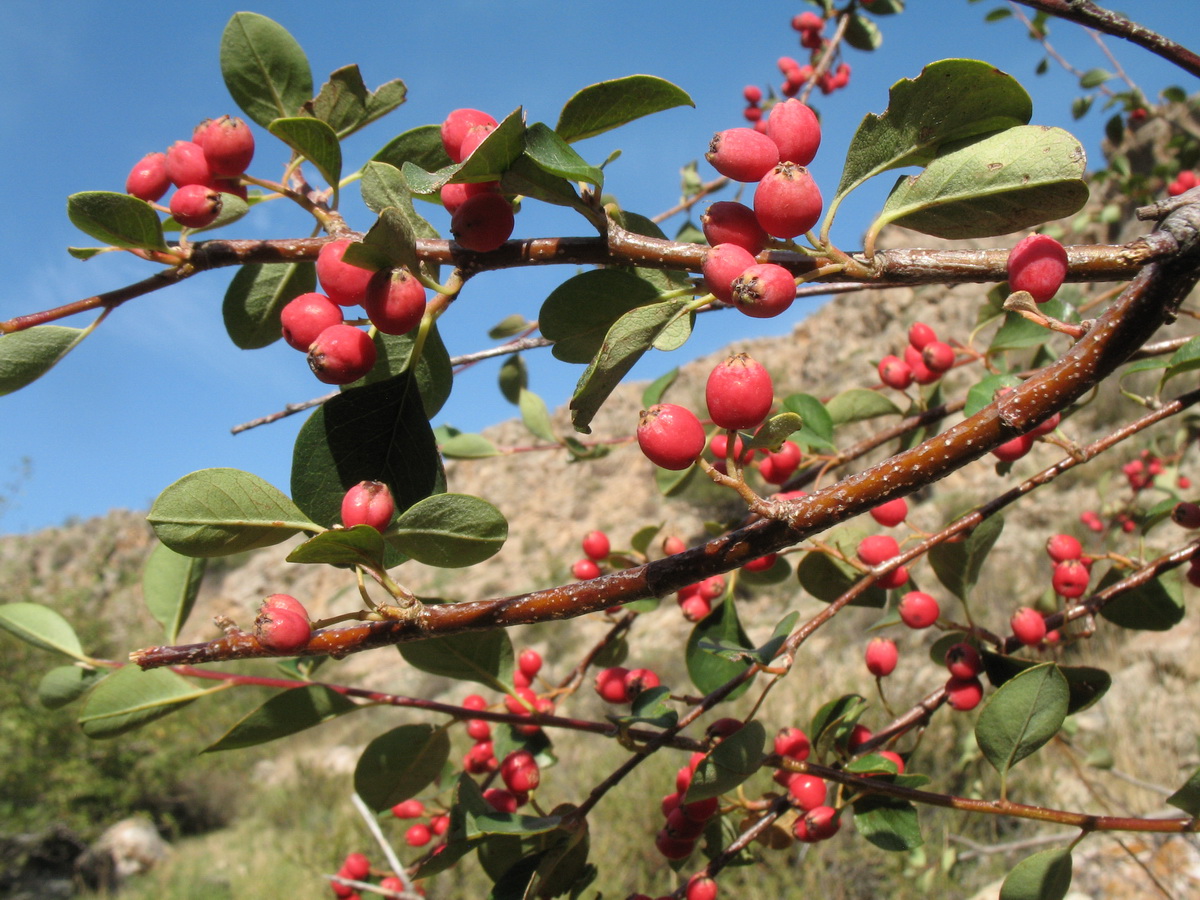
[870,497,908,528]
[624,667,660,699]
[441,108,499,163]
[908,322,937,350]
[1011,606,1047,645]
[405,823,432,847]
[1045,533,1083,562]
[169,185,222,229]
[307,324,377,384]
[1007,233,1068,304]
[195,115,255,177]
[685,873,719,900]
[946,676,984,711]
[126,152,170,202]
[165,140,212,189]
[774,726,810,761]
[705,128,780,182]
[945,642,983,680]
[341,480,395,531]
[701,201,769,255]
[864,637,898,677]
[342,852,370,881]
[754,163,822,238]
[992,433,1035,462]
[730,263,796,318]
[518,648,543,678]
[595,666,631,703]
[571,558,601,580]
[637,403,706,470]
[706,353,774,430]
[254,604,311,652]
[1052,558,1090,598]
[878,355,914,391]
[363,267,426,336]
[857,534,900,567]
[764,99,821,165]
[898,591,940,629]
[1172,501,1200,529]
[439,180,499,215]
[701,243,757,303]
[922,341,955,373]
[280,292,344,351]
[581,530,610,561]
[450,192,515,252]
[317,239,376,307]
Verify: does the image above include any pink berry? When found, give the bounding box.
[572,558,601,580]
[169,184,222,229]
[864,637,898,676]
[743,85,763,104]
[441,108,499,163]
[685,873,719,900]
[581,530,610,561]
[857,534,900,567]
[922,341,955,373]
[317,239,377,307]
[500,750,540,793]
[1052,558,1090,598]
[457,124,496,161]
[518,648,543,678]
[637,403,706,470]
[405,823,432,847]
[463,740,497,774]
[706,353,774,430]
[680,595,711,621]
[898,591,940,629]
[439,180,499,215]
[341,480,395,531]
[280,292,344,351]
[165,140,212,189]
[263,593,309,618]
[765,99,821,166]
[945,642,983,679]
[754,163,823,238]
[254,604,311,652]
[392,798,425,819]
[363,267,426,336]
[595,666,631,704]
[307,324,377,385]
[1007,233,1068,303]
[774,726,811,761]
[870,497,908,528]
[195,115,255,177]
[126,152,170,202]
[701,243,758,303]
[1172,502,1200,529]
[379,876,405,895]
[793,11,823,32]
[1030,411,1061,437]
[1011,607,1047,645]
[701,201,769,255]
[992,433,1035,462]
[706,128,780,182]
[1045,533,1083,562]
[450,192,515,252]
[624,667,660,699]
[878,355,914,391]
[946,676,984,711]
[730,263,796,318]
[908,322,937,350]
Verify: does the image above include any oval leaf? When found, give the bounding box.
[556,75,693,143]
[142,542,207,644]
[390,493,508,568]
[439,433,499,459]
[976,663,1069,778]
[66,191,168,251]
[0,602,87,661]
[222,261,316,349]
[307,64,407,139]
[79,665,211,738]
[826,388,900,425]
[518,388,558,443]
[541,270,663,364]
[286,525,386,569]
[928,515,1004,601]
[685,720,766,803]
[39,665,104,710]
[685,598,754,699]
[372,124,453,173]
[205,685,359,753]
[999,848,1073,900]
[0,326,87,396]
[796,551,887,608]
[852,794,923,851]
[399,629,514,692]
[269,116,343,195]
[522,123,602,186]
[147,467,316,557]
[220,12,314,128]
[355,723,451,811]
[1096,567,1184,631]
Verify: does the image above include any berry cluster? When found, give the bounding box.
[655,750,722,861]
[593,664,662,703]
[571,529,610,580]
[876,320,958,391]
[331,850,422,899]
[1168,169,1198,196]
[440,108,517,251]
[740,10,851,128]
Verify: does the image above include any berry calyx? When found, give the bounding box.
[864,637,898,677]
[764,99,821,165]
[637,404,706,470]
[754,163,823,238]
[730,263,796,318]
[705,128,780,182]
[169,185,222,229]
[793,805,840,842]
[450,192,515,252]
[1007,233,1068,304]
[307,324,377,384]
[364,267,426,336]
[898,591,940,629]
[317,239,377,307]
[1011,607,1048,646]
[126,152,170,202]
[922,340,956,373]
[706,353,774,430]
[280,292,344,351]
[341,480,395,531]
[624,667,661,700]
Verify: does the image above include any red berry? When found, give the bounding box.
[864,637,898,677]
[572,558,601,580]
[878,565,910,590]
[764,99,821,166]
[922,341,955,373]
[794,805,839,842]
[581,530,610,561]
[317,239,377,307]
[262,593,308,618]
[701,201,769,255]
[701,243,757,303]
[457,124,495,160]
[706,353,774,430]
[698,575,726,601]
[773,726,810,761]
[754,163,822,238]
[992,433,1035,462]
[945,642,983,680]
[730,263,796,318]
[898,591,940,629]
[624,667,660,699]
[759,442,801,485]
[857,534,900,567]
[1007,233,1068,304]
[518,648,543,678]
[663,535,687,556]
[280,292,344,351]
[685,873,719,900]
[681,794,719,821]
[1045,533,1083,562]
[877,750,905,774]
[165,140,212,189]
[1030,411,1062,437]
[870,497,908,528]
[637,403,706,470]
[379,876,405,895]
[665,807,706,840]
[254,604,311,652]
[706,128,780,182]
[462,693,488,711]
[430,814,449,835]
[908,322,937,350]
[463,740,497,774]
[655,830,695,860]
[946,676,984,711]
[364,268,426,336]
[903,344,940,385]
[342,852,370,880]
[500,750,540,793]
[450,192,515,252]
[743,85,763,104]
[680,595,711,621]
[195,115,255,177]
[793,11,823,32]
[341,480,395,531]
[1011,606,1047,645]
[878,355,914,391]
[439,180,499,215]
[786,773,827,812]
[441,108,499,163]
[1172,502,1200,529]
[1052,558,1090,598]
[466,718,491,741]
[595,666,631,704]
[847,724,873,752]
[307,324,377,385]
[126,152,170,202]
[169,184,222,229]
[741,553,777,573]
[405,823,432,847]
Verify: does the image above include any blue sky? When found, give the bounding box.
[1,1,1196,534]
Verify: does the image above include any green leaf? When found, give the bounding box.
[220,12,313,128]
[796,550,887,608]
[964,373,1023,417]
[454,108,527,183]
[440,433,499,459]
[685,720,766,803]
[355,724,451,811]
[0,602,87,661]
[372,124,453,174]
[498,354,526,405]
[359,325,453,418]
[826,388,900,425]
[268,117,342,196]
[745,413,804,452]
[852,794,923,851]
[222,261,316,350]
[685,598,754,699]
[988,298,1072,353]
[980,653,1110,715]
[359,163,441,253]
[66,191,168,251]
[872,126,1089,240]
[79,665,211,738]
[999,848,1073,900]
[148,468,315,557]
[976,663,1069,777]
[286,525,386,568]
[165,190,250,234]
[781,394,835,452]
[518,388,558,443]
[291,370,442,528]
[522,122,603,186]
[349,207,416,276]
[835,59,1032,203]
[142,542,207,644]
[1161,334,1200,389]
[607,686,677,729]
[928,515,1004,601]
[844,13,882,51]
[306,64,407,139]
[0,326,88,396]
[540,270,663,364]
[641,368,678,409]
[38,665,104,710]
[570,298,691,434]
[556,75,693,143]
[390,493,508,568]
[1096,567,1184,631]
[489,314,529,340]
[399,630,514,692]
[1166,768,1200,817]
[205,685,359,752]
[809,693,868,759]
[467,813,563,840]
[1078,68,1112,89]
